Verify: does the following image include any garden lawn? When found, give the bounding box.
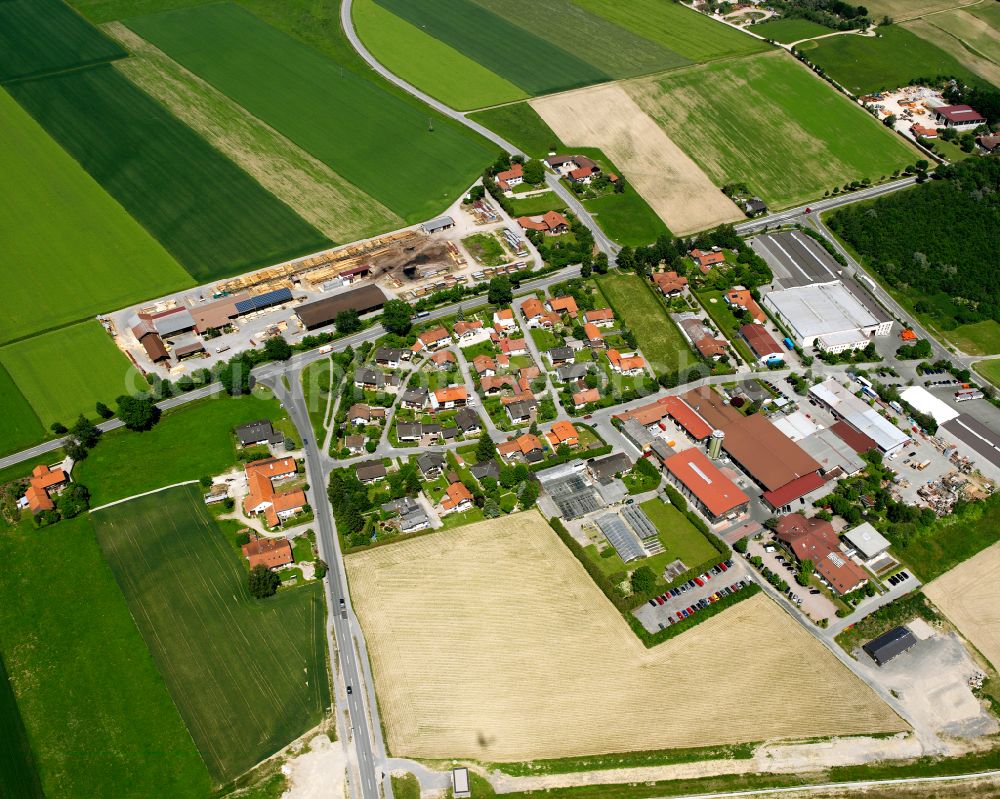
[352,0,526,110]
[0,87,192,344]
[628,52,916,209]
[10,65,328,283]
[596,273,691,376]
[641,498,718,566]
[371,0,610,96]
[802,24,983,95]
[751,18,832,43]
[463,233,507,266]
[974,359,1000,388]
[509,192,568,216]
[0,655,43,799]
[572,0,768,62]
[126,2,494,222]
[302,357,333,442]
[91,486,329,783]
[0,0,125,82]
[0,321,135,429]
[585,189,670,247]
[0,516,211,799]
[469,102,565,157]
[0,364,45,457]
[74,390,286,506]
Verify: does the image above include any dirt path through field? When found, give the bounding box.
[530,84,743,236]
[105,23,401,243]
[346,511,905,762]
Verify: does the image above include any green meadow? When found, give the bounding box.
[470,102,565,157]
[0,364,45,458]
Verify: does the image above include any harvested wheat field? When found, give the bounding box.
[346,511,905,761]
[530,84,743,236]
[925,541,1000,672]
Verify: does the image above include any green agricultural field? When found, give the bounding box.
[904,9,1000,88]
[802,25,983,95]
[0,87,193,345]
[751,18,832,43]
[474,0,692,79]
[0,0,125,82]
[9,65,329,283]
[75,389,287,506]
[595,273,692,376]
[572,0,768,62]
[469,102,565,157]
[92,486,329,782]
[975,358,1000,388]
[126,2,494,222]
[0,516,211,799]
[110,22,402,243]
[371,0,609,96]
[0,321,135,430]
[629,52,916,209]
[0,655,43,799]
[352,0,526,110]
[0,364,45,458]
[586,188,670,247]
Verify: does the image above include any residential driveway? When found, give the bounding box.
[633,558,750,633]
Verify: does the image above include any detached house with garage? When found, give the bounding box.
[243,457,306,528]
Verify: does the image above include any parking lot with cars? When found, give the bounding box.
[633,558,752,633]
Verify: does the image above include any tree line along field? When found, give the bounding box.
[9,63,330,283]
[108,22,404,244]
[0,86,193,346]
[0,0,126,82]
[92,486,330,783]
[346,512,905,761]
[625,51,917,210]
[0,515,212,799]
[125,2,495,223]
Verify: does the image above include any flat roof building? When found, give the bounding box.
[810,378,909,455]
[799,427,866,477]
[843,522,891,561]
[764,281,892,351]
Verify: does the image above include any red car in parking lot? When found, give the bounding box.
[693,576,704,587]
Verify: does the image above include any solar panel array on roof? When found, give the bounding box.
[597,514,646,562]
[235,287,293,315]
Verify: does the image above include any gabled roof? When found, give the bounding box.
[521,297,545,319]
[662,448,748,518]
[583,323,603,342]
[584,308,614,323]
[547,295,578,316]
[434,385,468,403]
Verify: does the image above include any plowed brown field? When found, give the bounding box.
[346,511,905,761]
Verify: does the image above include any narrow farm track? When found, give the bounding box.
[338,0,619,260]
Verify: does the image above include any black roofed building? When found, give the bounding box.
[235,420,283,447]
[418,451,447,478]
[455,407,482,434]
[356,460,387,484]
[863,626,917,666]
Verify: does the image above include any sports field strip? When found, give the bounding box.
[10,63,330,283]
[801,24,986,96]
[125,2,495,222]
[0,86,193,345]
[0,321,137,430]
[0,515,212,799]
[106,22,403,243]
[0,0,125,83]
[92,485,329,782]
[625,51,917,210]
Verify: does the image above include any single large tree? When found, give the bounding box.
[116,394,161,431]
[475,431,497,463]
[488,276,513,307]
[380,299,413,336]
[248,565,280,599]
[71,414,101,449]
[217,353,255,396]
[335,309,361,334]
[522,159,545,185]
[264,335,292,362]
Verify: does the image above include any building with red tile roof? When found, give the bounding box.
[583,322,605,347]
[440,481,474,514]
[652,271,688,296]
[546,296,579,317]
[243,457,306,528]
[23,464,69,513]
[497,433,543,462]
[493,308,516,329]
[499,337,528,356]
[431,385,468,409]
[412,326,451,352]
[430,350,457,368]
[725,287,766,323]
[775,514,867,595]
[521,297,545,324]
[606,348,646,375]
[496,162,523,191]
[740,323,784,364]
[583,308,614,327]
[573,387,601,408]
[662,448,749,523]
[242,536,294,570]
[472,355,496,376]
[546,420,579,449]
[517,211,569,235]
[453,320,484,341]
[690,249,725,270]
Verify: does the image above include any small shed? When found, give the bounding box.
[421,216,455,234]
[863,626,917,666]
[452,767,471,799]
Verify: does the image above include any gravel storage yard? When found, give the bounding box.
[346,511,905,761]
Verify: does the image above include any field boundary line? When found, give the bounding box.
[634,768,1000,799]
[90,481,199,513]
